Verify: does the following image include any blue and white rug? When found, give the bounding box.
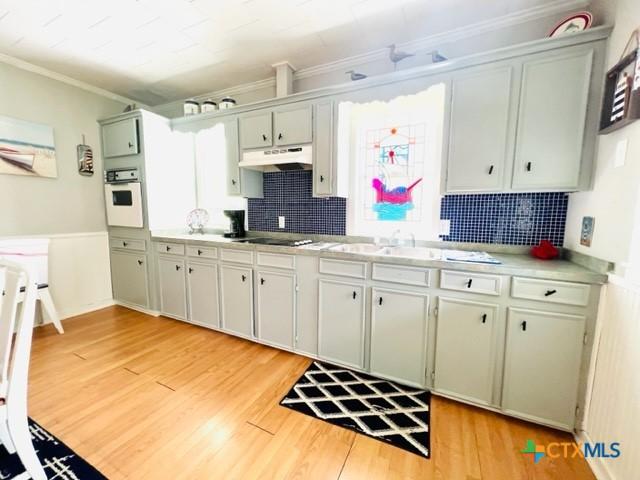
[0,419,106,479]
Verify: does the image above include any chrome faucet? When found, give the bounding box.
[389,230,416,248]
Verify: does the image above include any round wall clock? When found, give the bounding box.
[549,12,593,37]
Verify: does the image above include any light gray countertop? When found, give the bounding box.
[150,231,609,284]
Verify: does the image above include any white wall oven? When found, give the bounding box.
[104,168,144,228]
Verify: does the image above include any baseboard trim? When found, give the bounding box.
[574,430,615,480]
[113,301,160,317]
[36,299,116,328]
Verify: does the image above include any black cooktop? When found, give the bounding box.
[232,237,313,247]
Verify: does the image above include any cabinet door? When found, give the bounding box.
[110,251,149,308]
[187,262,220,328]
[256,270,295,349]
[158,257,187,320]
[503,308,585,428]
[313,101,334,196]
[220,265,253,338]
[512,50,593,190]
[239,111,272,149]
[446,66,513,192]
[224,118,242,195]
[434,298,497,404]
[370,288,429,387]
[274,105,313,146]
[102,118,140,158]
[318,280,365,369]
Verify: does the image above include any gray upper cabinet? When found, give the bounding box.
[256,270,296,349]
[224,118,263,198]
[110,251,149,308]
[512,49,593,191]
[102,117,140,158]
[446,65,514,192]
[158,257,187,320]
[274,105,313,146]
[187,261,220,329]
[239,111,272,149]
[313,101,334,197]
[220,265,254,338]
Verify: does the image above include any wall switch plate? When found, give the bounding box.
[614,138,628,168]
[440,219,451,236]
[278,216,285,229]
[580,216,595,247]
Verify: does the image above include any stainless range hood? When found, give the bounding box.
[239,145,312,171]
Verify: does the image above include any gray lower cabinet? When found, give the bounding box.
[158,257,187,320]
[502,308,585,429]
[434,297,498,405]
[187,262,220,328]
[318,279,365,369]
[370,288,429,387]
[220,264,254,338]
[256,270,296,349]
[110,251,149,308]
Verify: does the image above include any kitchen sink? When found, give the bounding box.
[378,246,442,259]
[328,243,384,254]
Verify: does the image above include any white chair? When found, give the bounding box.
[0,261,47,480]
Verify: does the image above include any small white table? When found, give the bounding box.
[0,239,64,334]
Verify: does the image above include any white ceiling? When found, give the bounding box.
[0,0,577,105]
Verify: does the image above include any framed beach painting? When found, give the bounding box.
[0,115,57,178]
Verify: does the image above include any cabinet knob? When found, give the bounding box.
[175,265,181,271]
[352,291,357,299]
[122,241,128,247]
[526,162,532,172]
[231,179,237,185]
[320,175,324,182]
[166,246,171,252]
[260,278,265,285]
[278,133,283,140]
[466,278,473,288]
[521,321,527,332]
[197,249,203,255]
[137,260,143,266]
[241,274,246,282]
[262,134,267,141]
[544,289,557,297]
[378,297,383,306]
[128,142,133,148]
[188,267,194,274]
[481,313,487,323]
[488,165,494,175]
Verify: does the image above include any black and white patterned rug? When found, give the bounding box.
[0,419,106,479]
[280,361,430,458]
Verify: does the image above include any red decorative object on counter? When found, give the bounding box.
[531,240,560,260]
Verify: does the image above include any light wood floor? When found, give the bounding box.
[29,306,594,480]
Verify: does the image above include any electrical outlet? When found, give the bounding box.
[580,216,595,247]
[440,219,451,236]
[278,216,285,229]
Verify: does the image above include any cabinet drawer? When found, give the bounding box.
[319,258,367,279]
[372,263,431,287]
[220,248,254,265]
[186,245,218,259]
[256,252,295,270]
[110,237,146,252]
[440,270,501,296]
[156,242,185,256]
[511,277,590,307]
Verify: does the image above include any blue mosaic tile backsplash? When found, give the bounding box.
[247,171,568,245]
[247,170,346,235]
[439,192,568,246]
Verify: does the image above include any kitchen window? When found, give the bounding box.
[338,84,445,240]
[194,124,246,229]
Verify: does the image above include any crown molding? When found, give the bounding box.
[294,0,590,80]
[0,52,142,106]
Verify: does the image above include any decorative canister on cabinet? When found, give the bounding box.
[219,97,237,109]
[201,100,217,113]
[183,100,200,116]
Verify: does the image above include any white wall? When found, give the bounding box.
[0,61,126,320]
[565,0,640,268]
